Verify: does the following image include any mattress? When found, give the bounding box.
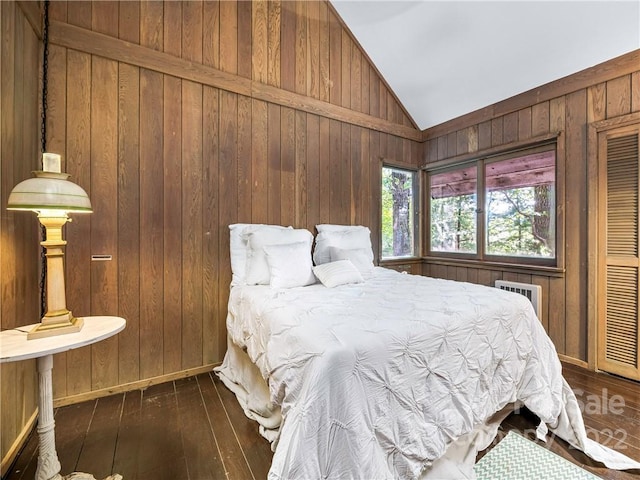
[216,267,640,479]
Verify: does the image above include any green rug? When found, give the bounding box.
[474,431,600,480]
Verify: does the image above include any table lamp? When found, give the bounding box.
[7,152,92,340]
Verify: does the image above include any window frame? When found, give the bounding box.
[424,139,560,268]
[427,161,480,260]
[380,161,421,261]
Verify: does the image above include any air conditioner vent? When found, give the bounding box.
[495,280,542,318]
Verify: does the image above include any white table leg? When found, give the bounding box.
[35,354,62,480]
[35,354,123,480]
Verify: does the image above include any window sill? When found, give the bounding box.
[379,257,422,265]
[421,256,565,277]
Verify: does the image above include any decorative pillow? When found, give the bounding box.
[312,260,364,288]
[229,224,291,286]
[245,228,313,285]
[313,224,373,266]
[329,246,374,279]
[263,241,316,289]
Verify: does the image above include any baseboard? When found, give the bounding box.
[558,354,589,369]
[0,409,38,478]
[53,363,220,408]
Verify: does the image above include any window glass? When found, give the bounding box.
[485,150,556,258]
[381,166,416,258]
[430,165,477,253]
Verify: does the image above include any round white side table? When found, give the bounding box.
[1,316,126,480]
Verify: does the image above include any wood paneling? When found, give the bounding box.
[162,74,182,375]
[181,80,204,370]
[90,55,119,389]
[202,86,220,364]
[422,55,640,365]
[64,49,92,396]
[294,2,307,97]
[267,0,280,88]
[117,62,141,384]
[218,90,238,359]
[281,107,296,226]
[237,95,252,222]
[203,1,220,70]
[139,68,164,380]
[237,0,252,80]
[219,1,237,75]
[0,1,40,472]
[564,89,588,360]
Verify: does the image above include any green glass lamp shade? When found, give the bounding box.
[7,171,92,214]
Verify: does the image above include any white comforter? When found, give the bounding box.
[224,267,640,479]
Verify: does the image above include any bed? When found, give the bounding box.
[215,223,640,479]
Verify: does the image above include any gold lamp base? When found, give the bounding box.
[27,313,84,340]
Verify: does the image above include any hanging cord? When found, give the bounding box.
[40,0,49,154]
[39,0,50,319]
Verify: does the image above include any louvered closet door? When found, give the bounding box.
[598,126,640,380]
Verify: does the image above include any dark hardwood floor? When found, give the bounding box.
[4,363,640,480]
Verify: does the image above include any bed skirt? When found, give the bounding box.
[214,336,282,445]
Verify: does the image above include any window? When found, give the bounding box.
[381,165,417,258]
[430,164,477,254]
[428,143,556,265]
[485,150,556,258]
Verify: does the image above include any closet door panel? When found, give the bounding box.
[598,127,640,380]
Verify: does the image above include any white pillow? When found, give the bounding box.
[245,228,313,285]
[329,246,374,279]
[312,260,364,288]
[229,224,291,286]
[264,241,316,289]
[313,224,373,266]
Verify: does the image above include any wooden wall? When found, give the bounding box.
[0,1,41,473]
[37,0,421,405]
[422,49,640,365]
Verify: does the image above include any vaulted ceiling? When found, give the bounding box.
[331,0,640,130]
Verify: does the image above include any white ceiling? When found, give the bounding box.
[330,0,640,130]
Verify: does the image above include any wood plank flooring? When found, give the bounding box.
[4,363,640,480]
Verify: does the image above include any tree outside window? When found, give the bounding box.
[381,166,416,258]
